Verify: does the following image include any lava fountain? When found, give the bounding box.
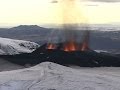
[46,28,90,52]
[46,0,90,52]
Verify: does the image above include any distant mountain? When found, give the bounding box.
[11,25,42,30]
[0,37,39,55]
[0,25,52,42]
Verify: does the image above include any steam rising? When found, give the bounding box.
[61,0,86,24]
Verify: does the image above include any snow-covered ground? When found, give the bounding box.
[0,37,39,55]
[0,58,24,72]
[0,62,119,90]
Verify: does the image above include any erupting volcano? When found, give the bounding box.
[46,25,90,52]
[46,31,90,52]
[46,0,90,52]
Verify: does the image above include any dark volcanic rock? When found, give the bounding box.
[0,44,120,67]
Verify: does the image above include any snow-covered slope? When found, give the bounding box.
[0,62,120,90]
[0,58,24,71]
[0,37,39,55]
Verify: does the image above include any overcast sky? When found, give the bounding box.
[0,0,120,27]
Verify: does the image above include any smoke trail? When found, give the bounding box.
[61,0,85,24]
[60,0,89,44]
[46,0,90,51]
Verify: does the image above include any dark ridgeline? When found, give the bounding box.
[0,43,120,67]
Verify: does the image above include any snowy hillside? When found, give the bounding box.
[0,37,39,55]
[0,62,120,90]
[0,58,23,71]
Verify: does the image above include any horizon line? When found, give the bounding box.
[0,23,120,28]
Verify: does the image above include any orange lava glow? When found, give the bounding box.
[47,43,56,50]
[63,41,78,52]
[63,41,89,52]
[81,42,89,51]
[46,40,89,52]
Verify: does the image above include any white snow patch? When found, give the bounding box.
[94,50,108,53]
[0,37,39,55]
